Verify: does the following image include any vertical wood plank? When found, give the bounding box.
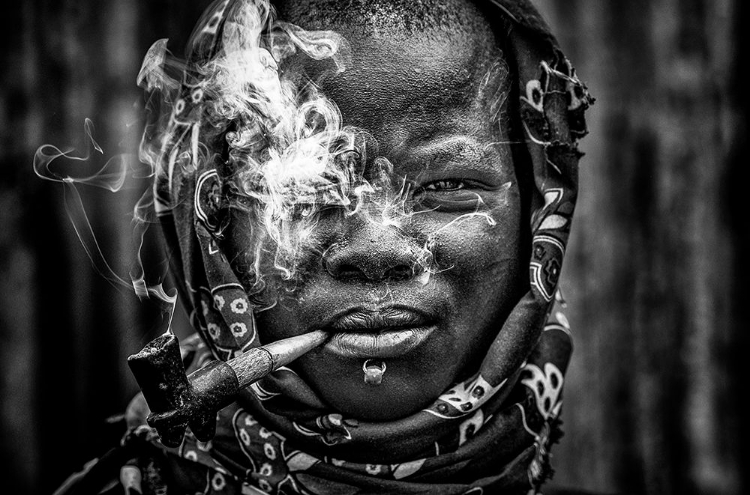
[534,0,744,493]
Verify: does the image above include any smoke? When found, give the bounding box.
[34,0,504,319]
[33,119,178,328]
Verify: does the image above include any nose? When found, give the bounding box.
[322,218,417,282]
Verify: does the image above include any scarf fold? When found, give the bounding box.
[126,1,595,493]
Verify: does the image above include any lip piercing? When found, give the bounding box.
[363,359,386,385]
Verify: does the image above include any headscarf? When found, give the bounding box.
[71,1,592,494]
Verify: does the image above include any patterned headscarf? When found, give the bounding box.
[114,1,593,493]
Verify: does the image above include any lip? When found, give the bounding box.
[322,307,436,359]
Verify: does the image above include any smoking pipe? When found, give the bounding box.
[128,330,328,447]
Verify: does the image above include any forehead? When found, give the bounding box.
[280,7,506,155]
[323,27,500,131]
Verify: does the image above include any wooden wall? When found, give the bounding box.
[0,1,745,494]
[536,1,748,494]
[0,2,205,493]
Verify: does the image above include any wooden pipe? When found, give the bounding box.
[127,330,329,447]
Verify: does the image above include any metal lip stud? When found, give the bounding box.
[363,359,386,385]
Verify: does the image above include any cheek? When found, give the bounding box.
[437,221,523,331]
[420,196,523,286]
[429,209,523,360]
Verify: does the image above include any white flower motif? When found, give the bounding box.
[212,472,226,491]
[231,322,248,338]
[259,463,273,476]
[230,298,249,314]
[258,479,272,493]
[191,88,204,104]
[264,443,276,460]
[239,428,251,446]
[521,79,545,112]
[365,464,382,475]
[259,427,272,439]
[214,295,225,311]
[207,323,221,340]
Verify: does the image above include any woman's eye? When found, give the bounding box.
[423,179,466,192]
[413,178,484,213]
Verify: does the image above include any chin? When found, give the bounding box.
[295,340,468,421]
[324,384,435,422]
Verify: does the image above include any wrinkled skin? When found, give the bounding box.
[227,6,526,421]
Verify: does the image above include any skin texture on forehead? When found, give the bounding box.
[275,2,503,87]
[275,0,509,157]
[274,0,494,36]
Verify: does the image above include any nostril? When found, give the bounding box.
[333,263,365,281]
[321,223,418,282]
[324,258,416,283]
[385,265,415,282]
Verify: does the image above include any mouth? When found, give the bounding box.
[322,307,436,359]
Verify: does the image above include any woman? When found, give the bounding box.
[58,0,592,493]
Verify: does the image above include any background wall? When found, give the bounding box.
[532,1,748,494]
[0,1,746,494]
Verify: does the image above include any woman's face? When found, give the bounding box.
[227,25,525,420]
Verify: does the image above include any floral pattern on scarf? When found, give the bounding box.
[56,0,592,494]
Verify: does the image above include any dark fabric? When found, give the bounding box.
[56,0,592,493]
[119,313,573,494]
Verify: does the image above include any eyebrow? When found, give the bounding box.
[396,135,510,177]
